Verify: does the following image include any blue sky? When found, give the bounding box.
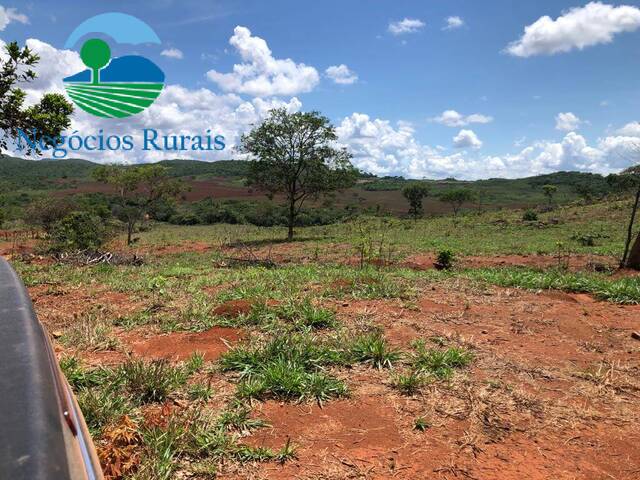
[4,1,640,178]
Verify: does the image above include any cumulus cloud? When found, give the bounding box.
[207,26,319,97]
[443,16,464,30]
[17,38,85,104]
[431,110,493,127]
[506,2,640,57]
[10,37,640,180]
[0,5,28,31]
[325,64,358,85]
[616,121,640,137]
[555,112,582,132]
[335,112,640,179]
[388,18,425,35]
[453,129,482,149]
[161,48,184,59]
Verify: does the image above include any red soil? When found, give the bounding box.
[28,284,140,328]
[130,326,242,361]
[212,299,254,318]
[229,282,640,480]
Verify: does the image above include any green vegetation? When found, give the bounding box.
[409,341,473,379]
[402,183,430,220]
[92,164,184,245]
[348,331,400,369]
[439,188,476,216]
[240,108,358,240]
[220,334,349,402]
[465,267,640,304]
[0,41,73,156]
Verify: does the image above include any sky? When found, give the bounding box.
[3,0,640,179]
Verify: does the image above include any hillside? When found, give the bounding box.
[0,156,616,215]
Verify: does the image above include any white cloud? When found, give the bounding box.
[0,6,28,31]
[336,112,640,179]
[431,110,493,127]
[616,121,640,137]
[555,112,582,132]
[453,129,482,149]
[443,16,464,31]
[207,26,319,97]
[11,37,640,180]
[506,2,640,57]
[388,18,425,35]
[325,64,358,85]
[18,38,85,104]
[161,48,184,59]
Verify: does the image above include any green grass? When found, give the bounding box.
[414,417,430,432]
[410,342,473,379]
[118,359,188,404]
[391,370,427,395]
[465,267,640,304]
[220,334,348,402]
[348,331,401,369]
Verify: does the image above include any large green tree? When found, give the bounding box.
[0,41,73,154]
[239,108,357,240]
[92,165,184,245]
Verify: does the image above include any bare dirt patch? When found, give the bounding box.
[28,284,141,328]
[212,299,254,318]
[130,326,242,361]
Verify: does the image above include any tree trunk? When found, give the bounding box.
[127,221,134,246]
[287,198,295,241]
[626,232,640,270]
[622,186,640,267]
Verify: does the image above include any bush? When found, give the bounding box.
[434,250,455,270]
[25,197,75,233]
[522,209,538,221]
[49,211,109,252]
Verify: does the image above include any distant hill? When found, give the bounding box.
[0,156,250,189]
[0,156,615,211]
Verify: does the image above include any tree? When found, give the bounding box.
[80,39,111,85]
[439,188,475,216]
[25,197,75,233]
[542,184,558,207]
[92,165,184,245]
[402,183,429,221]
[239,108,357,240]
[608,165,640,268]
[0,41,73,155]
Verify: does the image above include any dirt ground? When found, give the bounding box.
[16,249,640,479]
[225,283,640,480]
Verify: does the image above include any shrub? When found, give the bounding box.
[49,211,109,252]
[522,209,538,221]
[434,250,455,270]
